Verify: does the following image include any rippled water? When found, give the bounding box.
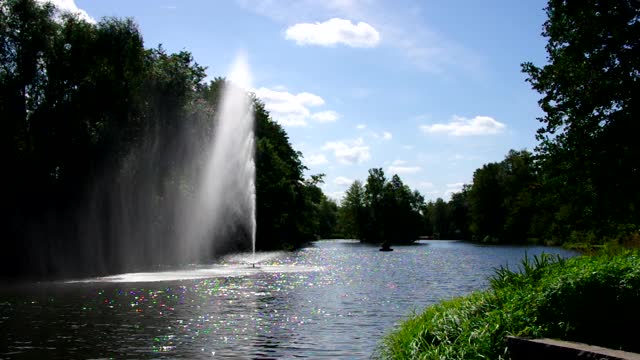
[0,240,577,359]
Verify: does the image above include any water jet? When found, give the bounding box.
[179,51,256,263]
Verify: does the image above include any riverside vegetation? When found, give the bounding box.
[377,0,640,357]
[378,251,640,359]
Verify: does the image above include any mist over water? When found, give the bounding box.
[181,53,256,263]
[46,53,258,277]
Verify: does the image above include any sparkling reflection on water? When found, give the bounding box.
[0,240,577,359]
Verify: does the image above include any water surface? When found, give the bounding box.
[0,240,577,359]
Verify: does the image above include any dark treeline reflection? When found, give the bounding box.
[0,0,332,279]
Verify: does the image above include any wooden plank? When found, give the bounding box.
[506,337,640,360]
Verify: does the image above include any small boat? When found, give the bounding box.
[379,242,393,251]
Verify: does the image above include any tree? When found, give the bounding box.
[469,162,506,242]
[501,150,538,242]
[253,98,308,250]
[0,0,324,278]
[522,0,640,236]
[339,170,426,243]
[317,196,338,239]
[381,175,424,243]
[467,150,539,243]
[449,186,471,240]
[338,180,366,239]
[364,168,387,242]
[430,198,451,239]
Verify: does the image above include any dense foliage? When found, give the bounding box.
[378,251,640,359]
[379,3,640,356]
[409,0,640,246]
[521,0,640,242]
[337,169,425,244]
[3,0,638,279]
[0,0,327,278]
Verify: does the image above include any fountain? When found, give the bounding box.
[66,53,267,282]
[48,52,259,279]
[180,52,257,264]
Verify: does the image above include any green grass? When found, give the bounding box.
[377,251,640,359]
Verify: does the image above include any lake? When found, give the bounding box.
[0,240,577,359]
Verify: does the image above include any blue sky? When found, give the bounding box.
[47,0,550,202]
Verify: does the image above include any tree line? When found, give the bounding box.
[330,0,639,246]
[459,0,639,246]
[335,169,423,244]
[2,0,637,277]
[327,151,540,245]
[0,0,329,278]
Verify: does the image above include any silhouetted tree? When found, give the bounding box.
[337,170,425,243]
[338,180,366,239]
[522,0,640,238]
[0,0,328,278]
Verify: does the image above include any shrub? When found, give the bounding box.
[378,252,640,359]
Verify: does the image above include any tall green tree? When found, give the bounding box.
[253,99,308,250]
[339,170,426,243]
[317,196,338,239]
[364,168,388,242]
[522,0,640,236]
[383,175,423,243]
[469,162,506,242]
[467,150,538,243]
[0,0,326,278]
[449,186,471,240]
[501,150,538,242]
[338,180,366,239]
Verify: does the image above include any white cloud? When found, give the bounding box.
[445,182,465,196]
[326,191,346,203]
[388,161,421,174]
[388,166,421,174]
[333,176,354,186]
[305,154,329,166]
[311,110,340,123]
[37,0,95,23]
[285,18,380,48]
[323,137,370,165]
[252,87,339,127]
[403,145,414,150]
[420,115,506,136]
[444,189,462,197]
[356,124,367,130]
[237,0,483,76]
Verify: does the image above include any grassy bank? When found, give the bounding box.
[377,251,640,359]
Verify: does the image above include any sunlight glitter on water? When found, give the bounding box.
[67,264,322,283]
[3,241,579,359]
